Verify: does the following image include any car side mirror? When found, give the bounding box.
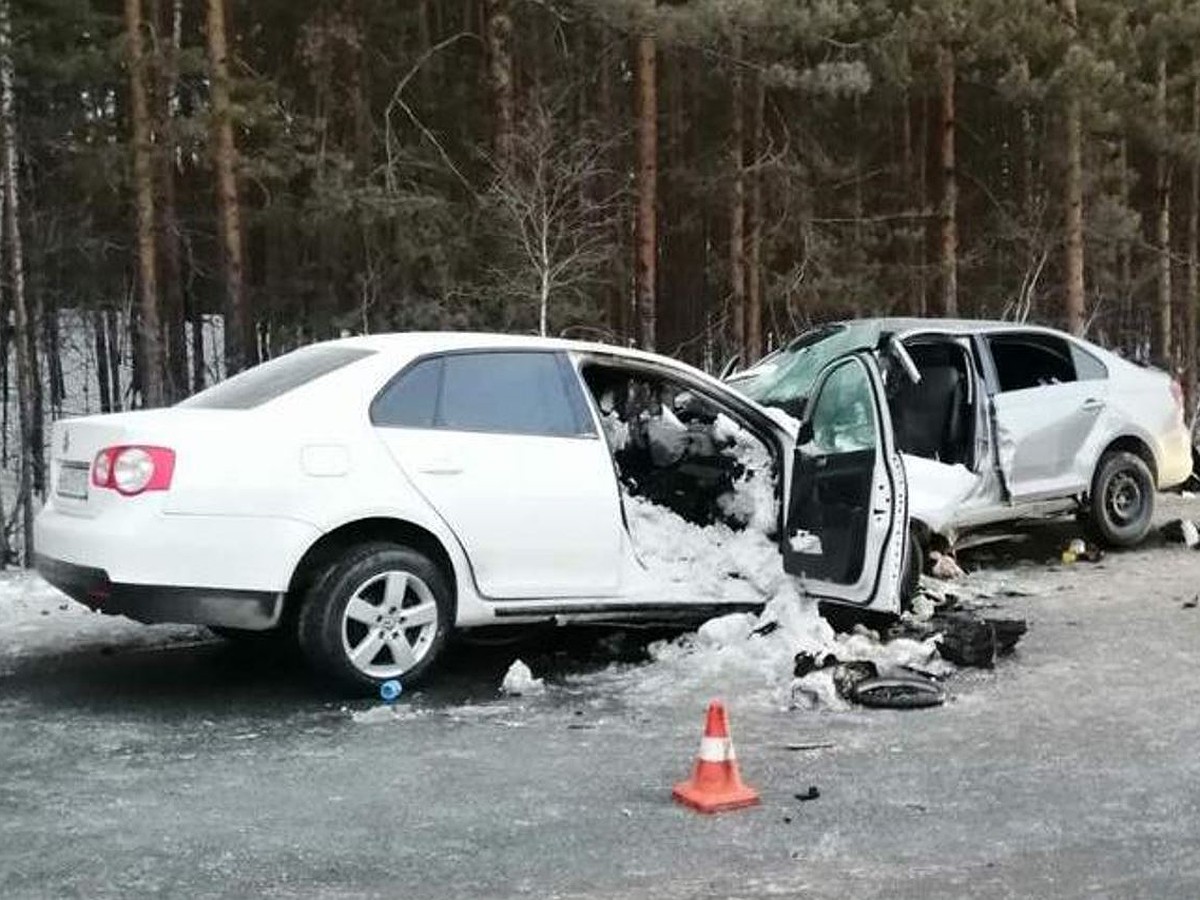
[796,420,813,445]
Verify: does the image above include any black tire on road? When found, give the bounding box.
[298,542,453,695]
[1088,450,1156,548]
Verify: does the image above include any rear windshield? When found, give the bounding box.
[178,346,376,410]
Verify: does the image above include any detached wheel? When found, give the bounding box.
[298,542,452,694]
[1089,450,1155,548]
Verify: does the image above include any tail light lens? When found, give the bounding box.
[92,446,175,496]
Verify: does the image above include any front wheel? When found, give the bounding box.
[1088,451,1155,548]
[298,542,453,695]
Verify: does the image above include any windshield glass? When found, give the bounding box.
[736,323,878,405]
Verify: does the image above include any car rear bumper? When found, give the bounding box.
[1157,424,1194,489]
[34,503,319,593]
[34,554,284,630]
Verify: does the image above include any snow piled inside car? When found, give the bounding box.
[579,372,945,710]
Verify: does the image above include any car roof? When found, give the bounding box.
[321,331,680,365]
[822,317,1070,337]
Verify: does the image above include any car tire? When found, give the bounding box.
[900,525,924,612]
[297,542,453,695]
[1089,450,1156,548]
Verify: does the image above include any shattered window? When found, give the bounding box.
[737,324,873,406]
[808,361,877,454]
[988,334,1077,392]
[582,364,778,532]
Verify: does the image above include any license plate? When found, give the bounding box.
[56,463,89,500]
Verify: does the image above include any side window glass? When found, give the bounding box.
[438,352,587,437]
[808,361,877,454]
[1070,343,1108,381]
[371,357,442,428]
[988,335,1076,392]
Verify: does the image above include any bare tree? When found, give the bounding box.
[486,95,624,337]
[0,0,32,561]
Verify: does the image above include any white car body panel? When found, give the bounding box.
[35,332,910,635]
[376,426,623,599]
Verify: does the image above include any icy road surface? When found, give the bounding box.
[3,499,1200,898]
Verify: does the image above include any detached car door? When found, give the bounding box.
[782,351,908,613]
[371,350,623,599]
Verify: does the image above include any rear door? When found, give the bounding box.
[984,331,1109,499]
[371,350,623,599]
[782,352,907,612]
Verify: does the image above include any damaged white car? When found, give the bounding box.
[729,318,1193,581]
[35,334,911,693]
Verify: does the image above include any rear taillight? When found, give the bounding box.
[1171,379,1185,412]
[91,446,175,496]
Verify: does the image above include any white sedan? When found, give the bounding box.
[730,319,1192,564]
[36,334,909,692]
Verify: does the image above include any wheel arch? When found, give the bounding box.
[286,517,459,620]
[1095,434,1157,488]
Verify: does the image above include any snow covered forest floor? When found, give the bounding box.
[3,497,1200,897]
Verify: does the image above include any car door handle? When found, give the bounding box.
[1081,398,1105,412]
[417,459,463,476]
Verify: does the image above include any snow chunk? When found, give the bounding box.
[500,659,545,696]
[625,495,785,605]
[586,583,947,711]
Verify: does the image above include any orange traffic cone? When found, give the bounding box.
[672,700,760,814]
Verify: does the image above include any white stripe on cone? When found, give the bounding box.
[697,735,736,762]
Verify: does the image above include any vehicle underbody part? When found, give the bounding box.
[35,554,284,630]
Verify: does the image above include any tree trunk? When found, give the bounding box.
[107,308,123,411]
[0,0,36,562]
[937,44,958,317]
[153,0,187,401]
[728,36,745,360]
[1061,0,1086,336]
[745,73,764,361]
[633,28,657,351]
[1153,55,1171,367]
[206,0,250,376]
[484,0,514,175]
[1118,138,1134,352]
[597,33,623,341]
[1188,78,1199,414]
[125,0,166,407]
[190,294,205,392]
[416,0,434,97]
[93,308,112,413]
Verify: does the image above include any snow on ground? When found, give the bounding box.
[0,571,203,670]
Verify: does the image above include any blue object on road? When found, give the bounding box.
[380,679,403,703]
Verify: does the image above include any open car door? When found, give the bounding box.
[782,351,908,613]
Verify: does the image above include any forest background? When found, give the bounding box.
[0,0,1198,560]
